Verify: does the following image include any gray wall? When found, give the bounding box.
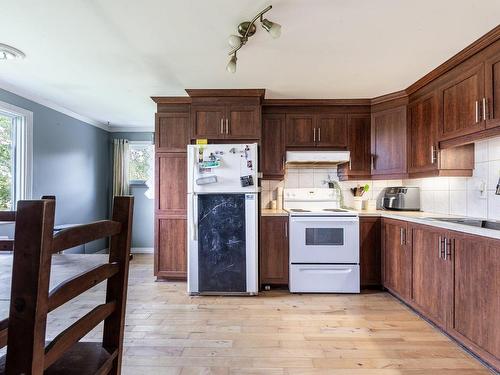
[109,132,154,249]
[0,88,110,253]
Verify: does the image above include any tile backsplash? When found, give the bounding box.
[261,136,500,220]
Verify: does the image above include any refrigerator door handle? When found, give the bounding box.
[191,193,198,241]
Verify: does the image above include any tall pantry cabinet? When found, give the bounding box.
[152,97,191,279]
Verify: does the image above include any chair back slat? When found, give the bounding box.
[48,263,119,312]
[0,319,7,348]
[4,196,133,375]
[0,211,15,222]
[6,200,56,374]
[52,220,121,254]
[102,196,134,374]
[43,301,116,370]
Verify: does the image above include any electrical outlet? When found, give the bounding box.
[479,180,487,199]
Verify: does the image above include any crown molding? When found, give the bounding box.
[185,89,266,98]
[108,126,153,133]
[151,96,191,104]
[0,80,110,131]
[263,98,371,106]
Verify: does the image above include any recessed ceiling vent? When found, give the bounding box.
[0,43,26,60]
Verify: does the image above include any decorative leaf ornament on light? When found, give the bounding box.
[226,5,281,73]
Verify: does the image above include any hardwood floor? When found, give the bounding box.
[0,254,493,374]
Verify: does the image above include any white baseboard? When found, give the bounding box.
[95,248,109,254]
[131,247,154,254]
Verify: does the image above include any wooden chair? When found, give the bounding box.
[0,210,16,349]
[0,196,133,375]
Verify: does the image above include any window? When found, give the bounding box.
[128,141,154,185]
[0,101,32,210]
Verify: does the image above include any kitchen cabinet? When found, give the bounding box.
[485,49,500,129]
[260,216,289,286]
[408,91,474,178]
[382,218,411,300]
[191,104,260,140]
[156,153,187,215]
[156,112,190,152]
[371,105,407,179]
[337,114,371,181]
[315,114,347,148]
[359,217,381,287]
[410,224,453,329]
[261,114,286,179]
[286,113,348,148]
[155,216,187,279]
[438,63,485,141]
[285,114,316,147]
[453,234,500,362]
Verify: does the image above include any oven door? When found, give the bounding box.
[289,216,359,264]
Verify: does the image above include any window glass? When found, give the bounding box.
[0,114,14,210]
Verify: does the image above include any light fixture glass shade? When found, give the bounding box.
[226,54,237,73]
[228,34,242,48]
[261,19,281,39]
[0,43,25,60]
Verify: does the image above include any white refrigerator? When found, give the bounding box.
[187,143,259,295]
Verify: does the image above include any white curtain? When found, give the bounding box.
[113,139,129,196]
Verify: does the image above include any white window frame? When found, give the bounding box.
[128,141,153,186]
[0,100,33,208]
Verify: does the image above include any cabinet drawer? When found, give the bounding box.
[290,264,360,293]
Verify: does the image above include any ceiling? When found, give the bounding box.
[0,0,499,130]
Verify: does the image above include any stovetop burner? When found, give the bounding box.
[289,208,311,212]
[323,208,349,212]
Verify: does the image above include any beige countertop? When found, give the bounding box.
[261,209,288,217]
[261,208,500,240]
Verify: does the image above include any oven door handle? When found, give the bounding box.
[290,216,359,223]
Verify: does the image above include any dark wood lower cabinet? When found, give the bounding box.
[382,218,412,300]
[411,224,453,329]
[260,216,289,286]
[360,217,381,287]
[452,234,500,368]
[382,218,499,372]
[155,216,187,279]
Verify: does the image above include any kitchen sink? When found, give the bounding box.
[425,217,500,231]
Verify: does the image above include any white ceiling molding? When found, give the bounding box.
[108,126,153,133]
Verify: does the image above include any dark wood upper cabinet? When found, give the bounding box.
[411,224,453,329]
[382,219,411,300]
[315,114,348,148]
[485,49,500,129]
[408,92,438,174]
[338,114,371,180]
[191,105,226,139]
[286,114,316,147]
[262,114,286,179]
[360,217,381,287]
[453,234,500,362]
[227,104,261,139]
[371,105,407,178]
[439,63,485,141]
[260,216,289,286]
[155,112,190,153]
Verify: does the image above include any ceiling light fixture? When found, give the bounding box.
[226,5,281,73]
[0,43,26,60]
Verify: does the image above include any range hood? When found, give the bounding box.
[286,151,350,164]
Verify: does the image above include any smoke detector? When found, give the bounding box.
[0,43,26,60]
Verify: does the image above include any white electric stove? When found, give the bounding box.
[284,188,360,293]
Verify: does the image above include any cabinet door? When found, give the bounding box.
[439,63,485,140]
[339,114,371,180]
[316,114,347,148]
[191,105,226,139]
[155,216,187,279]
[262,114,286,179]
[360,217,381,287]
[156,112,190,152]
[286,114,315,147]
[485,50,500,129]
[382,219,411,299]
[260,216,289,285]
[228,105,261,139]
[408,93,438,174]
[156,153,187,215]
[371,106,407,177]
[453,235,500,359]
[411,224,453,328]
